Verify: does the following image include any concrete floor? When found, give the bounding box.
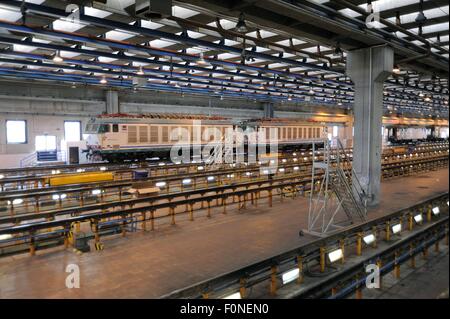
[0,168,448,298]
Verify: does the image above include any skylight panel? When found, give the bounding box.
[52,19,84,33]
[0,8,21,22]
[208,19,236,30]
[150,39,176,48]
[84,7,111,18]
[141,19,164,30]
[105,30,135,41]
[173,6,199,19]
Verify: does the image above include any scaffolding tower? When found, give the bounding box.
[306,138,368,237]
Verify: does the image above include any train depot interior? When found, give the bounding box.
[0,0,448,302]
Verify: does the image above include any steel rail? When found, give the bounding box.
[0,153,446,218]
[160,193,449,299]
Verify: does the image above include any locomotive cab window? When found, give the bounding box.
[99,124,110,133]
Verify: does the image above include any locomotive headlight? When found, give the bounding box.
[99,166,107,171]
[51,170,61,175]
[227,174,235,178]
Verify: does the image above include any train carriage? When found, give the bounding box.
[84,114,328,162]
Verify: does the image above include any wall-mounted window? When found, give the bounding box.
[332,126,339,137]
[6,120,27,144]
[64,121,82,142]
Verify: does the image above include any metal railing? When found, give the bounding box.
[20,152,37,168]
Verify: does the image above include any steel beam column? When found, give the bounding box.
[347,45,394,206]
[105,90,119,114]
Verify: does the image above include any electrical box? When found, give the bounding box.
[135,0,172,19]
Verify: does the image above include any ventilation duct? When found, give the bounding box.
[135,0,172,20]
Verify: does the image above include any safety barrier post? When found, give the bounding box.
[320,247,326,273]
[446,225,449,246]
[427,204,432,222]
[340,239,345,264]
[270,265,277,296]
[207,201,211,218]
[268,190,273,207]
[355,275,362,299]
[223,196,227,214]
[356,233,362,256]
[170,206,176,225]
[385,221,391,241]
[408,213,413,231]
[297,256,304,284]
[376,259,382,288]
[423,244,428,259]
[434,230,440,252]
[240,278,247,299]
[189,203,194,221]
[142,212,147,231]
[150,210,155,231]
[394,251,400,279]
[29,231,35,256]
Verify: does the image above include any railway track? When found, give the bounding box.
[0,153,447,257]
[0,152,447,219]
[0,141,447,191]
[161,193,449,299]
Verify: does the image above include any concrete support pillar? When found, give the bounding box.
[263,102,274,118]
[347,45,394,206]
[106,90,119,114]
